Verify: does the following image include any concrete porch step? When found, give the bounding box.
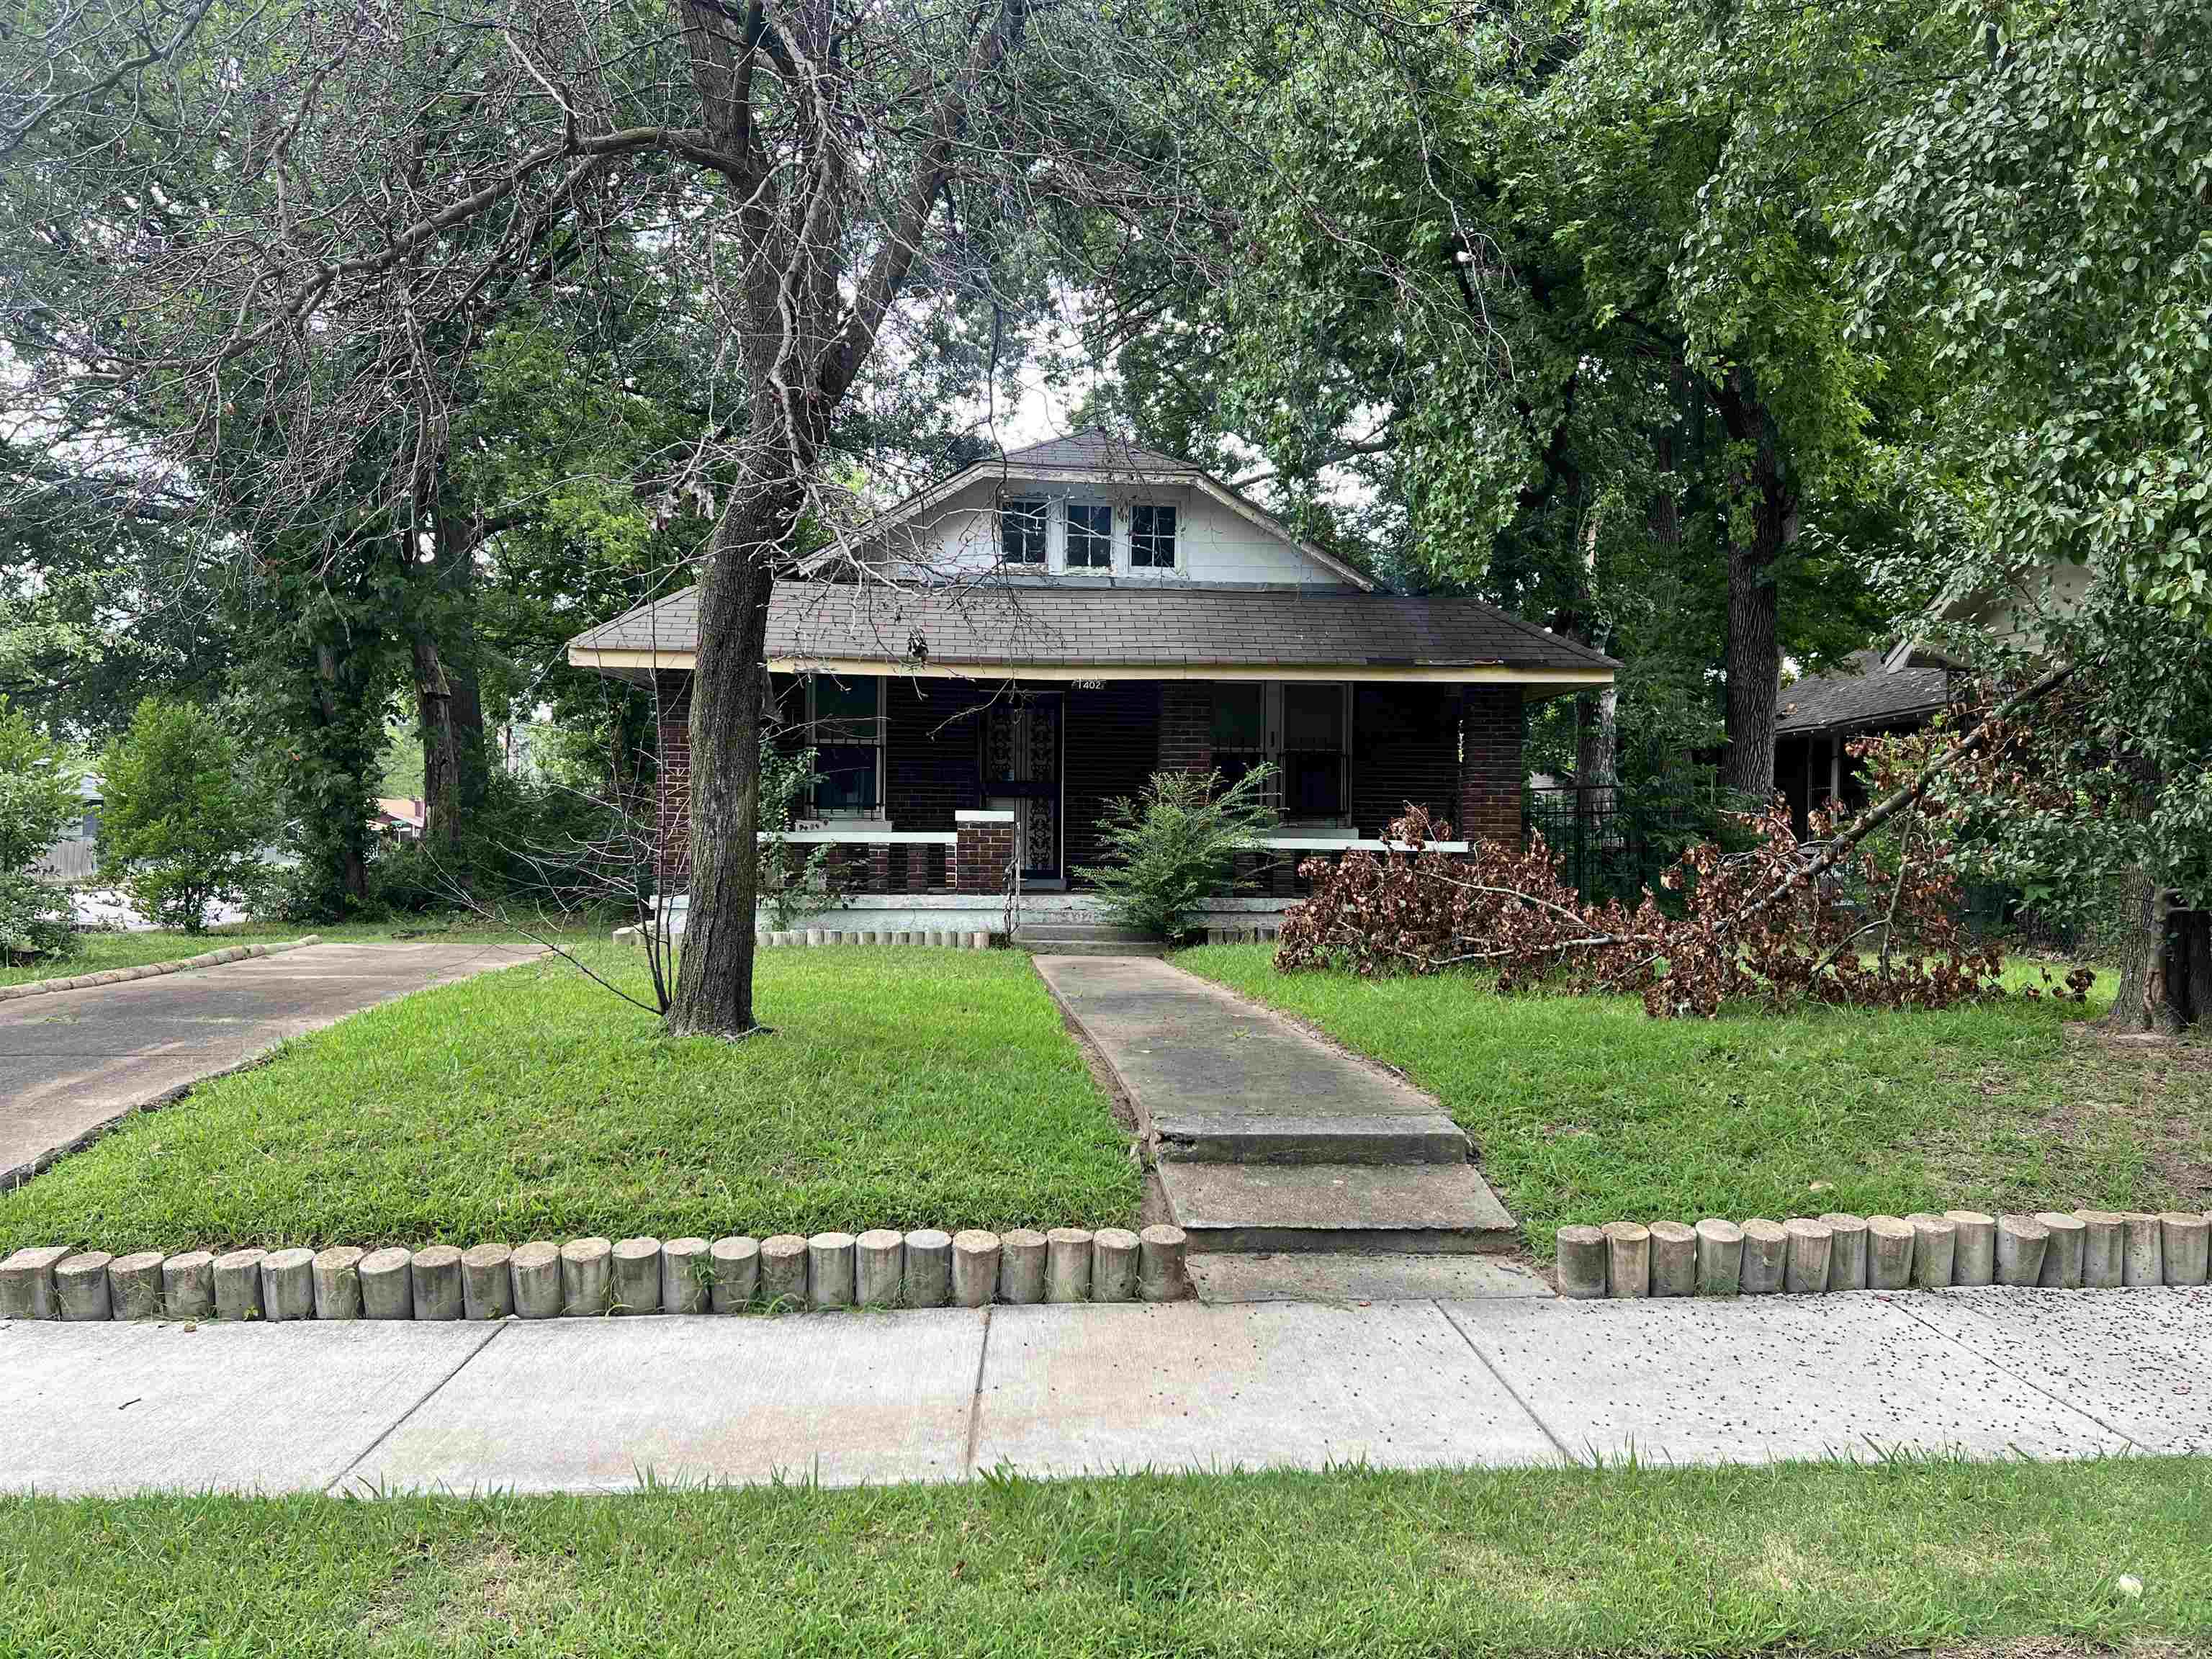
[1012,922,1156,943]
[1156,1161,1519,1255]
[1152,1110,1469,1166]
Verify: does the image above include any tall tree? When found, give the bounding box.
[1852,0,2212,1030]
[4,0,1214,1033]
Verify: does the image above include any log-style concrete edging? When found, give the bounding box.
[0,1225,1188,1323]
[1555,1205,2212,1300]
[739,928,1004,950]
[0,935,323,1003]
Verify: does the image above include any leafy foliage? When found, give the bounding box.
[1077,768,1280,943]
[96,699,265,932]
[1853,0,2212,629]
[0,700,80,963]
[1276,802,2063,1019]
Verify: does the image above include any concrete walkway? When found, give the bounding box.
[1034,955,1514,1251]
[1,941,541,1186]
[4,1287,2203,1497]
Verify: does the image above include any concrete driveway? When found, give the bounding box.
[1,941,541,1186]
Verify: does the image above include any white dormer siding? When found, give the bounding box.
[894,478,1352,587]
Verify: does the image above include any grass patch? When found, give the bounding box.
[1178,944,2212,1254]
[0,1457,2203,1656]
[0,944,1136,1251]
[1,914,582,988]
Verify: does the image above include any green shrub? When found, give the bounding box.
[1076,766,1279,942]
[98,699,266,932]
[0,701,84,964]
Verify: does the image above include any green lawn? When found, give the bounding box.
[1180,944,2212,1254]
[0,945,1137,1252]
[0,915,576,989]
[2,1457,2203,1656]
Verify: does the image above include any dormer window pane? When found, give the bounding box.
[1066,501,1112,569]
[1000,498,1047,565]
[1131,503,1177,570]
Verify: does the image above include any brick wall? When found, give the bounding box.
[954,817,1015,894]
[1459,684,1526,849]
[1159,682,1212,774]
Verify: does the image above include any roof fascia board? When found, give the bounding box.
[569,644,1609,688]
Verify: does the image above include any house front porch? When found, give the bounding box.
[650,672,1525,919]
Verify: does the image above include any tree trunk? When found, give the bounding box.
[311,639,372,905]
[1573,684,1618,811]
[666,488,793,1038]
[2101,874,2185,1035]
[1713,373,1794,804]
[411,626,464,854]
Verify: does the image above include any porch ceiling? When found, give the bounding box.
[569,581,1617,699]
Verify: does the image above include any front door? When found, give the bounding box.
[982,693,1064,887]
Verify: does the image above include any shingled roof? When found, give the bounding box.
[569,580,1617,688]
[1776,649,1951,734]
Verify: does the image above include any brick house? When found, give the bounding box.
[567,432,1617,932]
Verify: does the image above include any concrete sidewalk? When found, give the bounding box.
[1,941,541,1186]
[4,1286,2204,1498]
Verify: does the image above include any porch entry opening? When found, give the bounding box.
[983,693,1064,887]
[1210,682,1352,822]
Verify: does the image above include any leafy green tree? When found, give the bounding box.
[1849,0,2212,1029]
[0,698,81,963]
[97,699,265,932]
[1854,0,2211,631]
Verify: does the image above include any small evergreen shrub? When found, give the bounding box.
[1076,766,1280,942]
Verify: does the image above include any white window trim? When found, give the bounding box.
[1064,498,1114,573]
[802,673,886,821]
[1128,500,1181,576]
[997,495,1048,567]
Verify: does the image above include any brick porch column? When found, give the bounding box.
[1458,685,1526,850]
[954,810,1015,895]
[1159,683,1212,774]
[868,842,891,891]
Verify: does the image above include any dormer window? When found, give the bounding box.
[1000,498,1047,565]
[1066,501,1112,570]
[1131,503,1178,570]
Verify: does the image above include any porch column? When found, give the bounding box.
[954,810,1015,895]
[1457,685,1525,850]
[1159,683,1213,774]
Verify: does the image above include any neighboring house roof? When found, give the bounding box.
[809,427,1377,592]
[1776,649,1951,736]
[569,580,1617,695]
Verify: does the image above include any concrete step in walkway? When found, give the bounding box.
[1010,922,1169,958]
[1032,954,1516,1254]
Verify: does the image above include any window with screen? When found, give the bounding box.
[808,675,882,814]
[1130,503,1177,570]
[999,498,1047,565]
[1282,683,1348,818]
[1066,500,1112,570]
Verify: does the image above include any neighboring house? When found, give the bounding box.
[30,773,103,884]
[567,431,1617,931]
[1774,649,1953,835]
[374,798,426,841]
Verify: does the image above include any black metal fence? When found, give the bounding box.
[1523,783,1730,906]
